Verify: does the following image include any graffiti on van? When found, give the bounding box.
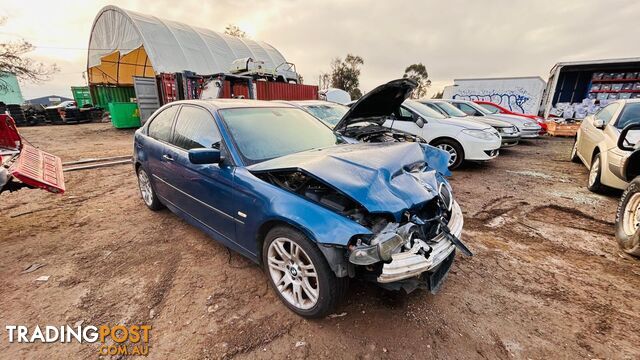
[452,89,532,113]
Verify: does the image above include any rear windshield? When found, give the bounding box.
[219,107,340,165]
[302,103,349,128]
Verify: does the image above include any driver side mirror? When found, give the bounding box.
[617,123,640,151]
[188,148,222,164]
[593,118,606,130]
[416,117,425,128]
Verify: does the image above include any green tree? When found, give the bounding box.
[0,17,58,94]
[224,24,246,38]
[403,63,431,99]
[330,54,364,100]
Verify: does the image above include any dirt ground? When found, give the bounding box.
[1,123,639,359]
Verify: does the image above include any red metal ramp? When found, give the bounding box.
[9,144,65,194]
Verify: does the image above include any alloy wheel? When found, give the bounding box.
[622,192,640,237]
[267,237,319,310]
[436,144,457,167]
[138,170,154,206]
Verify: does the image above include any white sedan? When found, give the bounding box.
[384,100,501,170]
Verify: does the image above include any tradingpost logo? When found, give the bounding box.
[2,324,152,356]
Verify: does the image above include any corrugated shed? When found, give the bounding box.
[87,6,297,85]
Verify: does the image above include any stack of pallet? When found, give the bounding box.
[546,120,581,137]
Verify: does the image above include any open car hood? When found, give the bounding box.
[334,78,417,132]
[248,142,450,220]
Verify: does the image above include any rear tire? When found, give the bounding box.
[432,138,464,171]
[587,152,605,193]
[137,167,163,211]
[615,177,640,256]
[262,226,347,318]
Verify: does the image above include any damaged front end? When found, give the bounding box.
[250,141,470,294]
[348,192,468,293]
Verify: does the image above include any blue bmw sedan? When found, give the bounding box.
[134,98,469,318]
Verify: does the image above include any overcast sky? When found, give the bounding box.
[2,0,640,99]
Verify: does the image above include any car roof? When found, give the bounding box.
[168,99,296,110]
[281,100,344,106]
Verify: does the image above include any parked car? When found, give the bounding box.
[133,98,471,317]
[474,100,547,135]
[571,99,640,192]
[281,80,427,144]
[380,100,501,170]
[421,99,521,147]
[614,122,640,256]
[445,99,541,139]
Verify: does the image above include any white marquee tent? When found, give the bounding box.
[87,5,295,85]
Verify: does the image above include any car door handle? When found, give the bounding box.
[162,154,174,162]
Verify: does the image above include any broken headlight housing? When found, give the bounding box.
[349,225,405,265]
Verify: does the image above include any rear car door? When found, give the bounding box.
[168,105,237,242]
[144,105,180,202]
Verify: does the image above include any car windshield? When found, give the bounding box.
[616,103,640,129]
[405,100,446,119]
[219,107,341,164]
[302,103,348,128]
[478,103,500,114]
[462,101,492,115]
[427,101,469,117]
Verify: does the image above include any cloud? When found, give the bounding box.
[3,0,640,99]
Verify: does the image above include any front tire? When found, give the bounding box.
[262,226,347,318]
[615,177,640,256]
[587,152,605,193]
[137,167,163,211]
[432,139,464,170]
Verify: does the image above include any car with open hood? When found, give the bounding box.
[379,99,501,170]
[445,99,541,139]
[133,99,471,318]
[421,99,521,147]
[279,98,426,145]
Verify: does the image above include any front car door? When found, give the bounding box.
[167,105,238,242]
[578,103,619,165]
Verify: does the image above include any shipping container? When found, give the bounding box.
[540,57,640,118]
[157,73,178,105]
[255,82,318,100]
[90,85,136,109]
[71,86,93,107]
[442,77,546,115]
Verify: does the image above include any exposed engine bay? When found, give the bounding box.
[337,120,425,144]
[255,168,471,292]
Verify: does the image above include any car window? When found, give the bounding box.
[219,107,339,164]
[424,103,444,114]
[478,103,500,114]
[397,106,414,120]
[456,103,483,116]
[172,106,221,150]
[405,100,446,119]
[148,106,178,142]
[430,102,468,117]
[595,103,620,124]
[616,103,640,129]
